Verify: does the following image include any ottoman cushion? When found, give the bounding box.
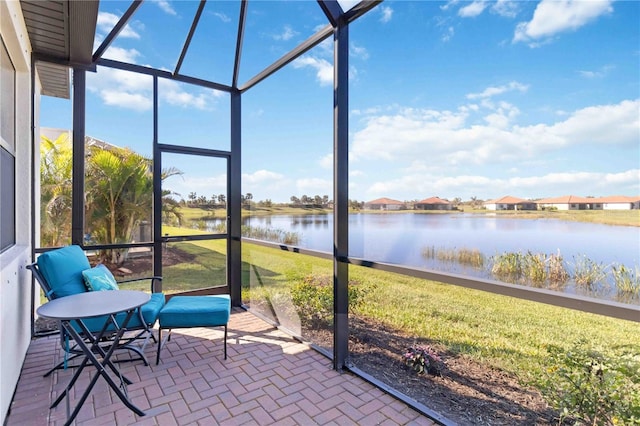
[159,295,230,328]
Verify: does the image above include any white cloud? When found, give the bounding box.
[87,65,153,111]
[380,6,393,23]
[549,99,639,145]
[319,154,333,169]
[491,0,519,18]
[509,170,640,195]
[466,81,529,100]
[292,56,333,86]
[578,65,614,79]
[87,50,221,112]
[366,174,494,200]
[434,16,455,42]
[100,46,142,63]
[213,12,231,23]
[242,170,288,199]
[159,79,219,110]
[350,43,369,60]
[483,101,520,129]
[440,1,460,12]
[180,174,227,196]
[152,0,177,16]
[296,178,332,195]
[100,91,152,112]
[97,12,140,39]
[351,99,640,168]
[459,1,488,18]
[273,25,298,41]
[362,169,640,201]
[513,0,614,45]
[243,170,285,184]
[442,26,455,43]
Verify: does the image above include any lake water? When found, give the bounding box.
[241,213,640,299]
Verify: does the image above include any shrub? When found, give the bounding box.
[536,340,640,425]
[290,274,374,328]
[403,345,445,376]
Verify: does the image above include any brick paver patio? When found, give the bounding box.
[6,309,437,425]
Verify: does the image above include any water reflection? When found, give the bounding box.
[221,213,640,302]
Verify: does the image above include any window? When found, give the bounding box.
[0,37,16,252]
[1,147,15,251]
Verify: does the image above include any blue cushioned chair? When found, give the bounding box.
[28,245,165,374]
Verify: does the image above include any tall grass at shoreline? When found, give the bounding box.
[242,225,300,245]
[422,246,639,300]
[422,246,485,268]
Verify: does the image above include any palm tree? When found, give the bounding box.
[244,193,253,209]
[85,146,152,263]
[39,133,72,247]
[162,167,184,226]
[188,192,197,206]
[40,135,184,260]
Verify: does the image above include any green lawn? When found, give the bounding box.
[464,208,640,227]
[156,231,639,385]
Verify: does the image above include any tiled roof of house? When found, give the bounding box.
[595,195,640,203]
[484,195,527,204]
[366,197,405,205]
[535,195,593,204]
[417,196,450,204]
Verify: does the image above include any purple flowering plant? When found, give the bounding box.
[403,345,444,376]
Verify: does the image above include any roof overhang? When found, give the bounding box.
[20,0,98,99]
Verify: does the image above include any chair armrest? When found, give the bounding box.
[117,276,163,293]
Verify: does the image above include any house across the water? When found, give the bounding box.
[484,196,537,211]
[415,196,452,210]
[364,197,407,210]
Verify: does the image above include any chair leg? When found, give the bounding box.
[224,325,227,360]
[43,353,83,377]
[156,328,162,365]
[156,328,172,365]
[118,344,149,366]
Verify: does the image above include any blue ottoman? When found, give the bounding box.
[156,295,231,364]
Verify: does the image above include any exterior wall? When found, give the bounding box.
[365,203,405,210]
[0,2,34,422]
[416,204,451,211]
[540,203,571,211]
[484,203,497,211]
[519,203,538,211]
[603,203,632,210]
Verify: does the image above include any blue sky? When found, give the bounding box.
[40,0,640,204]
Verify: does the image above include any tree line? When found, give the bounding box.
[183,192,366,210]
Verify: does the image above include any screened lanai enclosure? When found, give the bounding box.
[25,0,377,370]
[6,0,640,423]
